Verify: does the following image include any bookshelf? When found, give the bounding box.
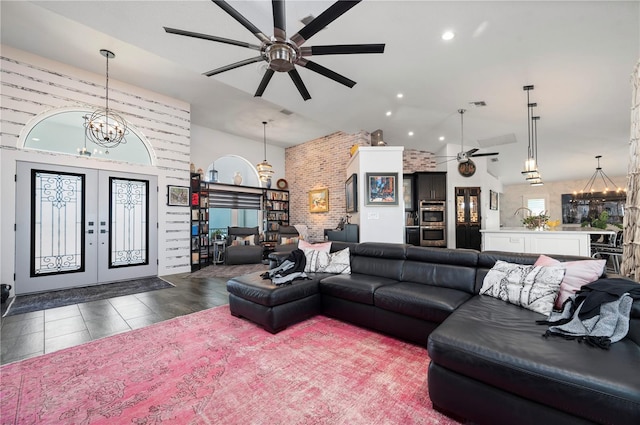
[190,173,210,271]
[263,189,289,251]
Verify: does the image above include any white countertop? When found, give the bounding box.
[481,227,616,235]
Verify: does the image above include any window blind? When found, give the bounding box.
[209,191,261,210]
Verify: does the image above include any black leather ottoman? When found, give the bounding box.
[226,272,322,333]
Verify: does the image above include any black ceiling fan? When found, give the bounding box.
[438,109,500,164]
[164,0,385,100]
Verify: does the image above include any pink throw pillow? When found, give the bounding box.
[534,254,606,309]
[298,240,332,252]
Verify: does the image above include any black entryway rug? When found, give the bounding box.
[2,277,174,317]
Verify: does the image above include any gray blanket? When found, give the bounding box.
[544,293,633,348]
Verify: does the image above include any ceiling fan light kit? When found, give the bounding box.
[437,109,499,174]
[165,0,385,100]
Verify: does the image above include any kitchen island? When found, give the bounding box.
[480,227,616,257]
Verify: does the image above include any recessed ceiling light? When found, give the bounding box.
[386,111,392,116]
[397,93,403,99]
[408,131,414,136]
[441,31,455,41]
[439,136,445,141]
[32,138,40,141]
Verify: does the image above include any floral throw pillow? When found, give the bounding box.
[480,260,565,316]
[303,247,351,274]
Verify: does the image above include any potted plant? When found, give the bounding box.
[522,212,550,230]
[581,211,622,230]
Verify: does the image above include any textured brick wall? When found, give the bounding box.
[403,149,437,173]
[286,135,436,241]
[285,131,369,241]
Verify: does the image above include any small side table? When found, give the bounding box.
[213,240,226,264]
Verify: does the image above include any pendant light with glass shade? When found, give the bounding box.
[256,121,274,183]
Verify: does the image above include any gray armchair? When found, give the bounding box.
[274,226,300,253]
[225,226,264,265]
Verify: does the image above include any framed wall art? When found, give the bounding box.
[167,185,190,207]
[366,172,398,205]
[309,188,329,213]
[490,190,499,211]
[345,173,358,213]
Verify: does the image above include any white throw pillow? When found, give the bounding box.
[480,260,565,316]
[303,247,351,274]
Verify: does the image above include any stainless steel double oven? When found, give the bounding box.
[419,200,446,247]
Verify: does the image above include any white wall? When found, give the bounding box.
[0,46,192,295]
[439,143,503,247]
[349,146,405,243]
[190,124,285,185]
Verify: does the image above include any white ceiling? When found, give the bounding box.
[2,0,639,185]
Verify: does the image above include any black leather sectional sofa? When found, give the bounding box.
[226,242,640,425]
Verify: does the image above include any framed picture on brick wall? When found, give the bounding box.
[309,188,329,213]
[366,173,398,205]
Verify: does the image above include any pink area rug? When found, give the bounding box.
[0,306,459,424]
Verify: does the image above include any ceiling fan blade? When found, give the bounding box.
[290,1,361,46]
[298,59,356,88]
[203,56,264,77]
[465,148,479,156]
[288,69,311,101]
[255,69,275,97]
[212,0,270,44]
[272,0,286,41]
[470,152,500,157]
[301,44,386,56]
[163,27,261,50]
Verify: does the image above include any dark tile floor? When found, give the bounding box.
[0,274,230,365]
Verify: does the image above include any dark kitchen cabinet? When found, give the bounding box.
[417,172,447,201]
[405,227,420,246]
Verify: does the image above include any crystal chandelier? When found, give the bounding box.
[256,121,274,183]
[84,49,128,153]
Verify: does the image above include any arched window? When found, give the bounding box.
[22,109,153,165]
[205,155,260,187]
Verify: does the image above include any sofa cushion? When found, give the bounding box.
[320,273,398,305]
[299,240,332,252]
[480,260,565,316]
[227,271,325,307]
[374,282,473,323]
[303,247,351,274]
[402,261,477,294]
[534,254,606,309]
[428,295,640,424]
[476,251,596,294]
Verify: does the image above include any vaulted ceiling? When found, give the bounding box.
[2,1,638,184]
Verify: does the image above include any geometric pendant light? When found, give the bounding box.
[256,121,274,183]
[83,49,129,153]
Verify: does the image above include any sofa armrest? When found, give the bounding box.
[628,300,640,346]
[268,251,291,269]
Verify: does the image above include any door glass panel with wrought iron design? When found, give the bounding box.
[32,170,85,276]
[110,178,149,268]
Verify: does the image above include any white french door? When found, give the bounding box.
[15,162,158,295]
